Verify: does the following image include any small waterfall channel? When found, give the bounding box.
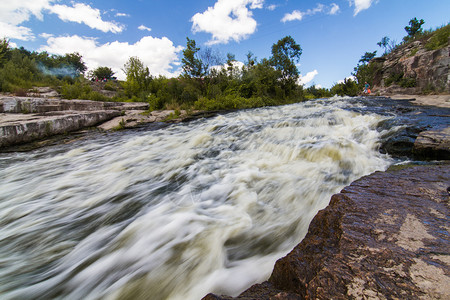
[0,97,399,299]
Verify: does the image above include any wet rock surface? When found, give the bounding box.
[204,164,450,299]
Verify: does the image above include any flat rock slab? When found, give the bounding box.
[204,164,450,299]
[0,110,121,147]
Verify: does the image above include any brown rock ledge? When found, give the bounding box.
[204,164,450,299]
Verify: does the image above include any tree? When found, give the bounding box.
[270,35,302,88]
[0,38,10,67]
[377,36,390,55]
[181,37,204,78]
[93,66,114,80]
[405,18,425,38]
[358,51,377,64]
[122,56,151,97]
[352,51,379,89]
[62,52,87,75]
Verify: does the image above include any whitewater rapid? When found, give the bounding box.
[0,97,396,299]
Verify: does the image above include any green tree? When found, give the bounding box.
[181,37,204,78]
[0,38,10,67]
[377,36,390,55]
[270,35,302,90]
[122,56,151,98]
[93,66,115,80]
[358,51,377,64]
[352,51,379,89]
[405,17,425,38]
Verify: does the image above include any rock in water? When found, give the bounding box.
[413,127,450,160]
[204,164,450,299]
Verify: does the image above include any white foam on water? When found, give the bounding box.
[0,98,397,299]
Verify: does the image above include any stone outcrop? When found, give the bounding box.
[204,164,450,299]
[0,110,121,148]
[0,96,150,148]
[413,127,450,160]
[0,96,148,113]
[371,37,449,94]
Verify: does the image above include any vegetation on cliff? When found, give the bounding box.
[355,19,449,94]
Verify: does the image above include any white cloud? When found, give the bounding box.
[138,25,152,32]
[337,76,356,84]
[115,12,130,17]
[329,3,340,15]
[0,0,124,41]
[282,3,340,23]
[348,0,375,16]
[0,22,35,41]
[0,0,53,40]
[48,3,124,33]
[191,0,264,45]
[267,4,277,11]
[39,32,54,39]
[298,70,319,86]
[39,35,184,80]
[281,10,303,23]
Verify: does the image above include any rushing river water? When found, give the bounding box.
[0,97,399,299]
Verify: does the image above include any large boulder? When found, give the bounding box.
[204,164,450,299]
[413,127,450,160]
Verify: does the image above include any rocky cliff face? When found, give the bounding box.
[204,164,450,300]
[371,37,449,95]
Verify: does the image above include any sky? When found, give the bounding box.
[1,0,449,88]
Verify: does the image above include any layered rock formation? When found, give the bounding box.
[370,36,449,95]
[204,164,450,299]
[0,97,148,148]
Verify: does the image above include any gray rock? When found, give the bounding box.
[413,127,450,160]
[204,164,450,299]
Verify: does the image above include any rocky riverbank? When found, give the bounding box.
[204,163,449,300]
[0,96,194,148]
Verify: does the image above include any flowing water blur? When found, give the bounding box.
[0,97,397,299]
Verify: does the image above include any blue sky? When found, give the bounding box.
[1,0,449,87]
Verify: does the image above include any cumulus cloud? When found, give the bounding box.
[138,25,152,32]
[48,3,124,33]
[282,3,339,23]
[0,0,124,41]
[298,70,319,86]
[0,22,35,41]
[348,0,375,16]
[0,0,53,40]
[115,12,130,17]
[191,0,264,45]
[39,35,184,79]
[281,10,303,23]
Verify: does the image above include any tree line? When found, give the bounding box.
[1,18,446,111]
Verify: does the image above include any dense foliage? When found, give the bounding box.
[1,19,447,110]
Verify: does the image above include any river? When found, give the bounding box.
[0,97,399,299]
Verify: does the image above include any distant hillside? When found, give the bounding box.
[370,24,449,95]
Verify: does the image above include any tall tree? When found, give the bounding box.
[270,35,302,89]
[181,38,204,78]
[122,56,151,97]
[0,38,10,67]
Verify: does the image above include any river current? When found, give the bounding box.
[0,97,399,299]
